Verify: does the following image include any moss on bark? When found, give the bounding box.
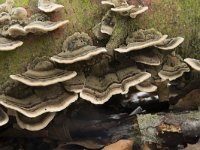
[0,0,199,85]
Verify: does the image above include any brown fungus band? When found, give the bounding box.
[10,57,77,86]
[38,0,64,13]
[0,84,78,118]
[115,28,168,53]
[51,32,107,64]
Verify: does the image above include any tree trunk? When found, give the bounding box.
[0,0,199,85]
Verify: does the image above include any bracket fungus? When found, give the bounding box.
[0,12,11,23]
[15,111,56,131]
[24,20,68,33]
[118,5,148,18]
[0,84,78,118]
[0,107,9,126]
[158,55,190,81]
[101,0,128,7]
[129,6,148,18]
[0,36,23,51]
[11,7,28,20]
[7,24,27,37]
[155,37,184,50]
[130,50,163,66]
[135,78,157,93]
[80,64,151,104]
[38,0,64,13]
[51,32,107,64]
[101,11,115,36]
[184,58,200,72]
[10,57,77,86]
[115,28,168,53]
[102,0,134,12]
[63,71,86,93]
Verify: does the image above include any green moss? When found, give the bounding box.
[0,0,102,85]
[106,15,128,50]
[0,0,200,85]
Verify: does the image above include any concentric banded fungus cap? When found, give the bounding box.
[24,20,68,33]
[135,78,157,93]
[158,63,190,81]
[155,37,184,50]
[130,49,163,66]
[0,84,78,117]
[184,58,200,72]
[115,28,168,53]
[51,32,107,64]
[0,12,11,23]
[0,36,23,51]
[8,24,27,37]
[10,57,77,86]
[80,63,151,104]
[129,6,148,18]
[101,0,128,7]
[119,5,148,17]
[111,4,134,12]
[101,11,115,35]
[0,107,9,126]
[63,71,86,93]
[102,0,134,12]
[11,7,28,20]
[15,111,55,131]
[38,0,64,13]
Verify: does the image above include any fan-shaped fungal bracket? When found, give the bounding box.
[15,111,56,131]
[24,20,69,33]
[38,0,64,13]
[51,32,107,64]
[184,58,200,72]
[0,36,23,51]
[80,64,151,104]
[10,57,77,86]
[155,37,184,50]
[115,28,168,53]
[158,55,190,81]
[0,107,9,126]
[0,84,78,118]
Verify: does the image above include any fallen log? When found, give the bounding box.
[1,107,200,149]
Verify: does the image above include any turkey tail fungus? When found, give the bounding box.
[0,0,199,149]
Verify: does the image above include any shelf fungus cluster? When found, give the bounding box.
[101,0,148,18]
[50,32,151,104]
[0,57,78,131]
[93,0,148,41]
[0,0,67,51]
[0,0,199,133]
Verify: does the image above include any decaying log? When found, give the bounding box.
[137,111,200,146]
[1,108,200,149]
